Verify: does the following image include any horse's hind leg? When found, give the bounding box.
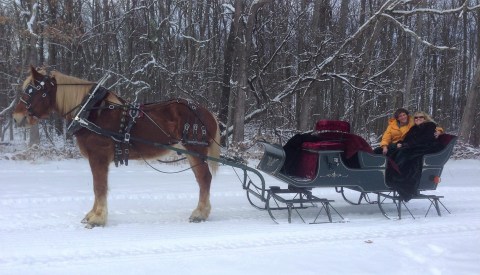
[187,155,212,222]
[82,156,109,228]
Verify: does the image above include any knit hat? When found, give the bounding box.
[394,108,409,119]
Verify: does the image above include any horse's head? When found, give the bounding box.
[13,66,57,127]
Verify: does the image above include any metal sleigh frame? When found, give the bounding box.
[244,131,457,223]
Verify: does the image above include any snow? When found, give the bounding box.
[1,158,479,275]
[26,3,38,37]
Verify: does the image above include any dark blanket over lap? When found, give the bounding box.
[386,141,445,201]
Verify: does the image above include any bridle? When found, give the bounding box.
[20,75,56,118]
[20,74,107,120]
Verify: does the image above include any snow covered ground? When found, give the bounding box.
[0,158,479,275]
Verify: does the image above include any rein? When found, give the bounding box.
[142,155,201,174]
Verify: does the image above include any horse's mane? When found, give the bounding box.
[50,71,94,117]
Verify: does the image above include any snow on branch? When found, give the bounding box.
[222,3,235,14]
[0,98,18,117]
[180,35,215,44]
[381,13,456,51]
[369,53,401,80]
[314,0,397,73]
[235,0,465,129]
[390,3,480,16]
[323,73,372,93]
[26,2,39,38]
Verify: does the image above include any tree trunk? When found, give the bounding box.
[231,0,245,144]
[458,57,480,143]
[295,0,309,131]
[310,0,331,128]
[232,0,271,143]
[331,0,349,119]
[26,0,40,146]
[404,0,425,108]
[102,0,110,68]
[219,14,236,134]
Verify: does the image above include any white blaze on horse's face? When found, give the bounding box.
[12,99,35,127]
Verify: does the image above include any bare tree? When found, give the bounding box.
[1,0,480,150]
[231,0,271,144]
[458,57,480,143]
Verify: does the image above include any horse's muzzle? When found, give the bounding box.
[12,113,28,127]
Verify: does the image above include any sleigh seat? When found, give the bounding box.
[293,120,374,179]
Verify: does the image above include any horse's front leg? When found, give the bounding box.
[82,156,110,228]
[188,156,212,222]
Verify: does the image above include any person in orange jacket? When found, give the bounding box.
[374,108,414,156]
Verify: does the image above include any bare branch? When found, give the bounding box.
[313,0,400,73]
[323,73,371,93]
[380,13,456,51]
[0,98,18,117]
[391,3,480,16]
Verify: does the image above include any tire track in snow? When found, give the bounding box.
[2,188,480,232]
[1,222,479,268]
[0,190,259,232]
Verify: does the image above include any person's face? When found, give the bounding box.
[397,112,409,125]
[414,115,425,125]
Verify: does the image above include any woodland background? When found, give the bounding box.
[1,0,480,151]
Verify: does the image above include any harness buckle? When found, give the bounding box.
[183,123,190,133]
[129,103,141,121]
[193,124,198,134]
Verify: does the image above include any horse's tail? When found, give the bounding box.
[207,118,221,176]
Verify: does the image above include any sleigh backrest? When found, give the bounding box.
[423,134,457,167]
[315,120,350,133]
[418,134,457,191]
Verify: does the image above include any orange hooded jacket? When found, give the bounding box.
[379,117,415,148]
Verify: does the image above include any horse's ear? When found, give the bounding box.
[30,65,38,75]
[30,66,43,79]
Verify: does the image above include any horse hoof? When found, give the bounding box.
[83,221,104,229]
[189,217,205,223]
[85,223,104,229]
[85,223,94,229]
[81,217,105,228]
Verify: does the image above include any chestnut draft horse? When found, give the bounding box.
[13,67,221,228]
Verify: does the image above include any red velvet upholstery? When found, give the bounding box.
[313,131,373,158]
[291,120,373,179]
[302,141,345,151]
[437,134,456,146]
[295,141,345,179]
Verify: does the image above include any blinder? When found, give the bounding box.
[21,76,55,117]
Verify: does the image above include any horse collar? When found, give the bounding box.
[66,85,109,135]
